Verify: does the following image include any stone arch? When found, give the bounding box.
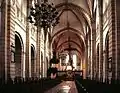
[56,3,92,29]
[15,32,24,48]
[14,32,24,77]
[51,27,84,44]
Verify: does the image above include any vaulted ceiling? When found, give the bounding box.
[51,0,93,59]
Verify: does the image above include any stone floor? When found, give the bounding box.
[44,81,78,93]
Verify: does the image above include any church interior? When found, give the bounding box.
[0,0,120,93]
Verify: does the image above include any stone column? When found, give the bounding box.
[85,41,88,79]
[98,0,103,82]
[87,32,91,79]
[25,0,31,78]
[25,22,30,77]
[91,21,96,80]
[48,28,52,69]
[89,32,92,79]
[0,0,16,80]
[116,0,120,80]
[91,31,94,79]
[0,0,8,81]
[44,28,47,77]
[110,0,116,82]
[36,26,41,78]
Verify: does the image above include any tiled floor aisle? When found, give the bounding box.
[44,81,78,93]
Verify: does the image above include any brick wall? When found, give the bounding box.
[0,1,7,79]
[7,1,16,79]
[110,0,116,80]
[103,1,113,82]
[115,0,120,80]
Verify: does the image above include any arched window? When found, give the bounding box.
[31,45,35,77]
[14,34,23,77]
[105,32,111,83]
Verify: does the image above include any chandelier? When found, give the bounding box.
[28,0,59,28]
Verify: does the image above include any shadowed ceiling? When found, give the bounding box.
[50,0,93,59]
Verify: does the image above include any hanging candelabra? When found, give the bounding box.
[28,0,59,78]
[28,0,59,28]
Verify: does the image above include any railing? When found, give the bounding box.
[57,70,83,81]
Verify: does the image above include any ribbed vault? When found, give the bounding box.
[50,0,93,62]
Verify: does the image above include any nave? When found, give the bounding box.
[45,81,78,93]
[0,75,120,93]
[1,0,120,93]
